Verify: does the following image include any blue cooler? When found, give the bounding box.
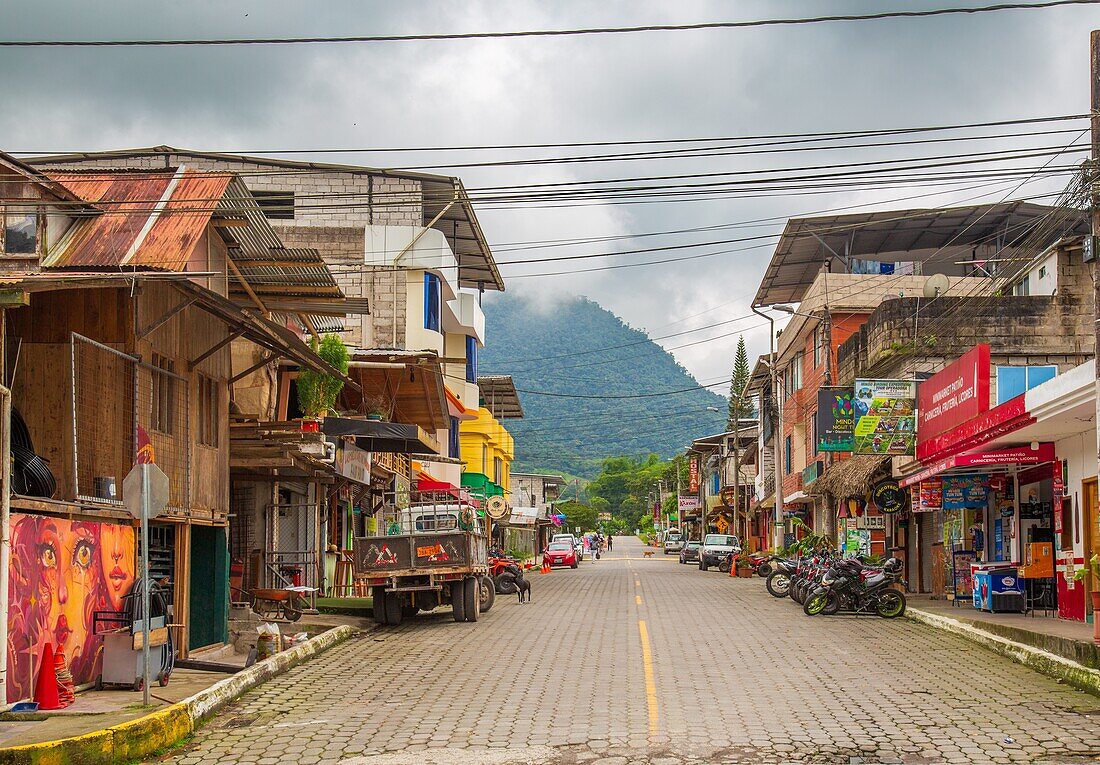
[973,566,1025,613]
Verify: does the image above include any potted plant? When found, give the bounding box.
[361,392,390,422]
[1072,554,1100,643]
[735,554,755,578]
[297,334,349,428]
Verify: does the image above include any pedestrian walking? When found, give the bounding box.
[607,535,613,552]
[589,534,598,561]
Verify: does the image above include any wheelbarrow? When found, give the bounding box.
[247,586,315,622]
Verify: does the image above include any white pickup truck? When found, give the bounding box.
[663,531,685,554]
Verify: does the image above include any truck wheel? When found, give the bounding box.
[464,577,479,622]
[451,582,466,622]
[478,576,496,613]
[372,586,388,624]
[384,592,403,626]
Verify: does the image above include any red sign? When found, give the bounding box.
[689,457,700,493]
[901,442,1055,487]
[917,344,990,454]
[1053,458,1065,499]
[916,393,1032,464]
[918,478,942,512]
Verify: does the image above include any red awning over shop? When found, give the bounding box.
[900,442,1055,487]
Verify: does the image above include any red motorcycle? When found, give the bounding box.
[718,551,775,576]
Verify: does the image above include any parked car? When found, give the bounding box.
[553,533,584,561]
[663,531,685,554]
[544,541,579,569]
[699,534,741,571]
[679,540,701,564]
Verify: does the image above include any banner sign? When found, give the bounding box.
[816,387,855,451]
[872,479,907,514]
[337,441,371,484]
[917,344,990,448]
[942,476,988,510]
[918,478,943,512]
[678,495,699,511]
[688,457,700,493]
[853,379,917,455]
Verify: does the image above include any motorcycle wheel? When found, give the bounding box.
[718,558,732,574]
[756,563,772,578]
[876,590,907,618]
[790,581,806,604]
[803,591,829,616]
[765,572,790,598]
[821,591,841,615]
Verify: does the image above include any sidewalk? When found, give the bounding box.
[0,624,355,764]
[909,595,1100,669]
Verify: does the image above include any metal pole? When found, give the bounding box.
[141,463,151,707]
[0,382,11,700]
[752,308,783,550]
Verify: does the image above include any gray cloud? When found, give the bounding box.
[1,0,1095,385]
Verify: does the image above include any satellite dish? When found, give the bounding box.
[923,273,950,299]
[485,495,508,520]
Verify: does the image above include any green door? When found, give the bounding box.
[189,526,229,649]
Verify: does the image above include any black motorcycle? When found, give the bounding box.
[803,557,906,618]
[765,557,797,598]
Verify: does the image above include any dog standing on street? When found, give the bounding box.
[514,570,532,603]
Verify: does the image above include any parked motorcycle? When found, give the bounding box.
[765,557,797,598]
[719,552,775,576]
[803,556,906,618]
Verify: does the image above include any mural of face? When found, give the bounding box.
[99,523,136,611]
[35,519,104,677]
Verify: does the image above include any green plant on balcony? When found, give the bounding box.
[297,334,349,418]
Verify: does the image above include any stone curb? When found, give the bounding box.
[906,607,1100,697]
[0,624,355,765]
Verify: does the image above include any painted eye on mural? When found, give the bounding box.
[73,540,94,571]
[38,543,57,570]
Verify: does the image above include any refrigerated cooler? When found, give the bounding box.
[972,565,1025,613]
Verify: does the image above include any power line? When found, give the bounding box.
[2,2,1093,47]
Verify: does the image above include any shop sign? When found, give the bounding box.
[719,487,738,507]
[689,457,700,493]
[597,512,612,521]
[942,475,988,510]
[653,501,660,522]
[337,441,371,484]
[857,515,886,530]
[816,387,855,452]
[901,442,1056,487]
[918,478,942,512]
[853,379,917,455]
[872,479,907,514]
[1053,459,1065,498]
[917,344,990,448]
[802,460,824,487]
[678,495,699,511]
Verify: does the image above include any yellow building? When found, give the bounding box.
[460,376,523,499]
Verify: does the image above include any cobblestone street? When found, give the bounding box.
[164,537,1100,764]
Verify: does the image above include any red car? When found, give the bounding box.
[543,541,579,569]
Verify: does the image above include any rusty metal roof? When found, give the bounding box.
[46,168,230,270]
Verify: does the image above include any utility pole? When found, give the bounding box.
[752,307,784,551]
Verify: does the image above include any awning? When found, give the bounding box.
[784,491,810,504]
[507,506,538,526]
[347,350,449,431]
[899,442,1056,488]
[477,375,524,419]
[808,455,890,499]
[322,416,440,455]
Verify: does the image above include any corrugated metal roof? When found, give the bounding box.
[46,168,230,270]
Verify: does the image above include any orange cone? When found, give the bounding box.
[34,643,61,710]
[540,559,551,574]
[54,648,74,708]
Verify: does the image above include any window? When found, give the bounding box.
[423,273,442,332]
[4,208,37,255]
[150,354,176,435]
[784,435,792,475]
[198,374,219,447]
[465,335,479,383]
[493,456,503,486]
[996,365,1057,405]
[448,416,460,458]
[1013,279,1030,297]
[252,190,295,220]
[784,353,803,397]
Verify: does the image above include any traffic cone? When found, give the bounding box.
[729,559,738,577]
[540,559,551,574]
[34,643,61,710]
[54,648,74,708]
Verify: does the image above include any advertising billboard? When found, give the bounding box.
[916,344,990,459]
[853,379,917,455]
[816,387,855,452]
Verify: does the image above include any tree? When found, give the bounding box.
[727,335,753,428]
[557,500,598,533]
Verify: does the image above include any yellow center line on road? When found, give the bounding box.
[635,594,642,605]
[637,620,660,736]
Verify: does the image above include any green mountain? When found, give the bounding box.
[480,294,727,478]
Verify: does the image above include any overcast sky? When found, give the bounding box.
[2,0,1096,390]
